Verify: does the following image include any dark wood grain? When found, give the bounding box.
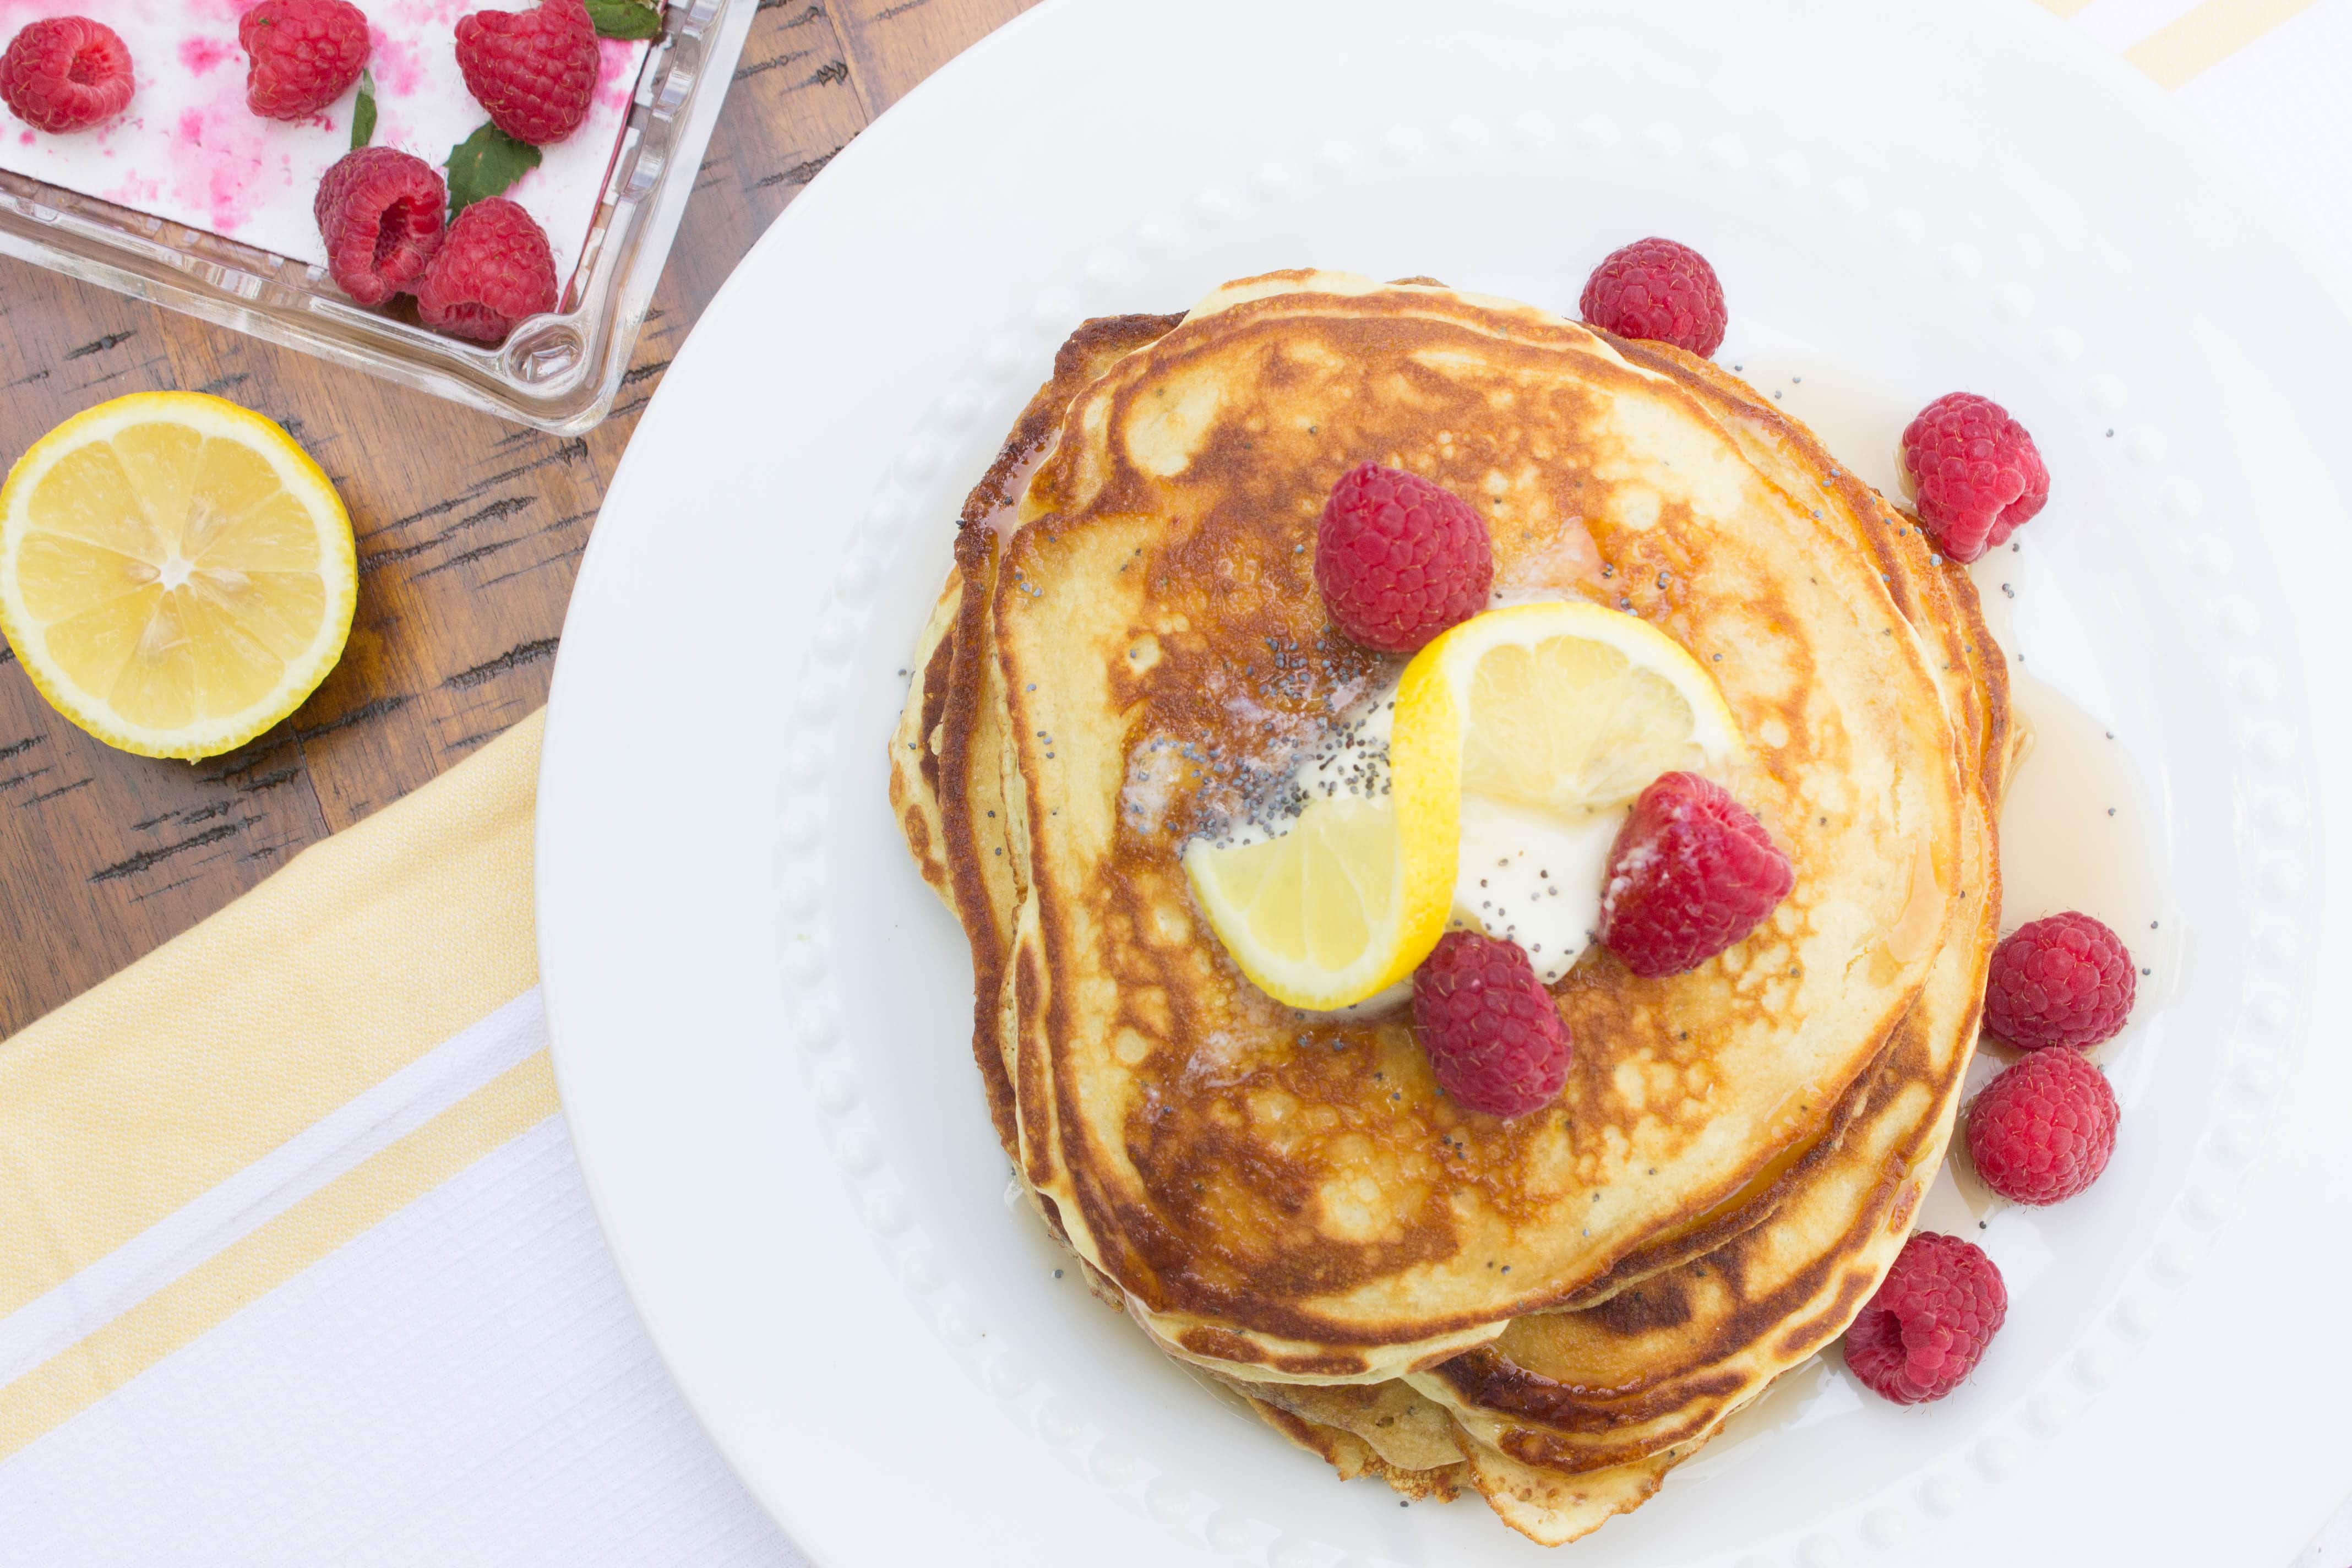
[0,0,1038,1036]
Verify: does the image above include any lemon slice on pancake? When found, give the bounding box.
[1413,598,1739,814]
[1179,685,1460,1011]
[0,393,356,761]
[1185,599,1736,1010]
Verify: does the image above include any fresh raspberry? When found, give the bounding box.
[1597,772,1793,978]
[1578,237,1728,357]
[0,17,133,134]
[1898,393,2049,563]
[1966,1047,2119,1206]
[313,146,445,306]
[239,0,372,122]
[1314,462,1493,653]
[453,0,599,146]
[1983,911,2136,1052]
[413,197,558,342]
[1844,1232,2007,1404]
[1411,931,1571,1118]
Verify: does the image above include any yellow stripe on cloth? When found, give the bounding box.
[2127,0,2322,87]
[0,712,542,1317]
[0,1049,558,1462]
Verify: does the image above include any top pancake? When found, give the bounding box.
[1213,338,2011,1547]
[989,271,1967,1374]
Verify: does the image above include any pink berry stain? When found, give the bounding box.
[594,36,635,114]
[178,35,235,75]
[369,29,426,96]
[167,102,273,236]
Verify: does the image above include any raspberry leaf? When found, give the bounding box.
[583,0,662,40]
[444,122,543,218]
[349,70,376,152]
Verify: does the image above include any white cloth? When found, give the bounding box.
[0,993,793,1567]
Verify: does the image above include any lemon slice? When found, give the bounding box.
[1183,599,1738,1010]
[1182,650,1460,1010]
[0,393,356,760]
[1404,598,1739,816]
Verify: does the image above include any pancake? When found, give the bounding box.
[888,569,962,908]
[1233,344,2010,1545]
[888,276,2005,1548]
[893,312,1184,1167]
[986,271,1966,1377]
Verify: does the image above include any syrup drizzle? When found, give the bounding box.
[1724,344,2180,1261]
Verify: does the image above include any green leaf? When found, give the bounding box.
[583,0,662,40]
[444,122,542,217]
[349,69,377,152]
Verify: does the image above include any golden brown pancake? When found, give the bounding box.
[1234,341,2009,1545]
[894,313,1184,1166]
[888,275,2002,1548]
[988,273,1963,1376]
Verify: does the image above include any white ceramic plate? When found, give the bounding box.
[536,3,2352,1564]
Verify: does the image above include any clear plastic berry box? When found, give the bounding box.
[0,0,755,434]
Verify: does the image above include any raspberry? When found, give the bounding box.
[1966,1047,2119,1205]
[454,0,599,146]
[240,0,372,122]
[1844,1232,2006,1404]
[1898,393,2049,563]
[1983,911,2135,1052]
[412,197,557,342]
[1411,931,1571,1118]
[1578,237,1728,357]
[1597,772,1793,978]
[314,147,445,307]
[1314,462,1493,653]
[0,17,133,134]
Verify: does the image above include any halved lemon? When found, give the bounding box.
[1183,599,1738,1010]
[0,393,356,760]
[1404,598,1740,816]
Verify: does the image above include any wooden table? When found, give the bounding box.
[0,0,1035,1036]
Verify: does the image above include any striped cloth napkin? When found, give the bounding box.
[2,4,2346,1562]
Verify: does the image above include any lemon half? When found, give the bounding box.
[1184,600,1738,1010]
[0,393,356,760]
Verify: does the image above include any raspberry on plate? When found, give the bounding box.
[1578,237,1728,357]
[1597,772,1793,978]
[1898,392,2049,563]
[414,197,558,342]
[0,16,133,135]
[1412,930,1572,1118]
[454,0,601,146]
[241,0,373,122]
[1314,462,1493,653]
[1966,1046,2119,1205]
[314,147,447,307]
[1983,911,2135,1052]
[1844,1231,2007,1404]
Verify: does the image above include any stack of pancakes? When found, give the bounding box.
[889,273,2010,1546]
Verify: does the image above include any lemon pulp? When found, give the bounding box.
[0,393,356,760]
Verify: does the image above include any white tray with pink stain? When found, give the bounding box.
[0,0,755,431]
